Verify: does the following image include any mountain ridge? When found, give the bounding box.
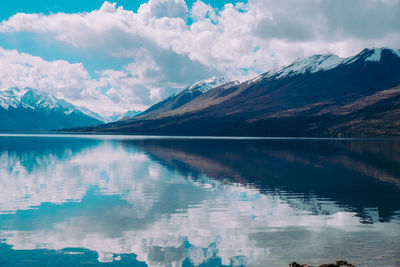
[63,47,400,137]
[0,88,103,131]
[136,77,229,119]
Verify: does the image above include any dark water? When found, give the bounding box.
[0,134,399,267]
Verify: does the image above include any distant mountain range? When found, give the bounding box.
[111,110,144,122]
[70,47,400,137]
[0,88,103,131]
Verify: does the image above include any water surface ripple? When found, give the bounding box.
[0,135,399,266]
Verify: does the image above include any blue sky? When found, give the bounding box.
[0,0,238,20]
[0,0,399,117]
[0,0,242,76]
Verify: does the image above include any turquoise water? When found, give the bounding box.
[0,135,399,266]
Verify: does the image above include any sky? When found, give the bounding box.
[0,0,399,117]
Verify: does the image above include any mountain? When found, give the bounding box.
[112,110,143,121]
[79,109,143,123]
[78,106,108,123]
[67,47,400,137]
[136,77,230,119]
[0,88,103,131]
[122,110,142,118]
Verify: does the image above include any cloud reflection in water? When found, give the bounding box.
[0,136,399,266]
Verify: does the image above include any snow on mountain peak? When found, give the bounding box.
[186,77,228,93]
[273,53,344,78]
[0,88,30,110]
[21,89,78,114]
[344,47,400,64]
[246,47,400,85]
[222,80,240,88]
[365,48,382,62]
[366,47,400,61]
[246,53,344,84]
[391,48,400,58]
[1,88,79,115]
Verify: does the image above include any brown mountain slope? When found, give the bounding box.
[66,48,400,137]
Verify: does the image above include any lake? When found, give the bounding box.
[0,134,399,266]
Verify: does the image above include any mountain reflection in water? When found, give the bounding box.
[0,135,399,267]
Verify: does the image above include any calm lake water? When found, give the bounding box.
[0,135,399,267]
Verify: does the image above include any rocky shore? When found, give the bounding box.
[289,260,355,267]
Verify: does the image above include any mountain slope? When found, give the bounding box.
[68,48,400,137]
[136,77,229,119]
[78,106,109,123]
[0,88,103,131]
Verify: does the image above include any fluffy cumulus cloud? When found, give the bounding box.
[0,0,399,116]
[0,48,92,97]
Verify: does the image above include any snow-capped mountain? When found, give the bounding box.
[272,54,344,78]
[248,47,400,85]
[0,88,31,110]
[185,77,228,93]
[76,47,400,137]
[136,77,230,119]
[77,106,108,123]
[21,89,79,114]
[118,110,142,119]
[344,47,400,64]
[246,53,344,84]
[77,108,142,123]
[0,88,103,131]
[104,110,143,122]
[123,110,142,117]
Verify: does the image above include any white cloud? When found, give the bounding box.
[191,1,217,22]
[138,0,189,19]
[1,0,399,68]
[0,47,93,98]
[0,0,399,114]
